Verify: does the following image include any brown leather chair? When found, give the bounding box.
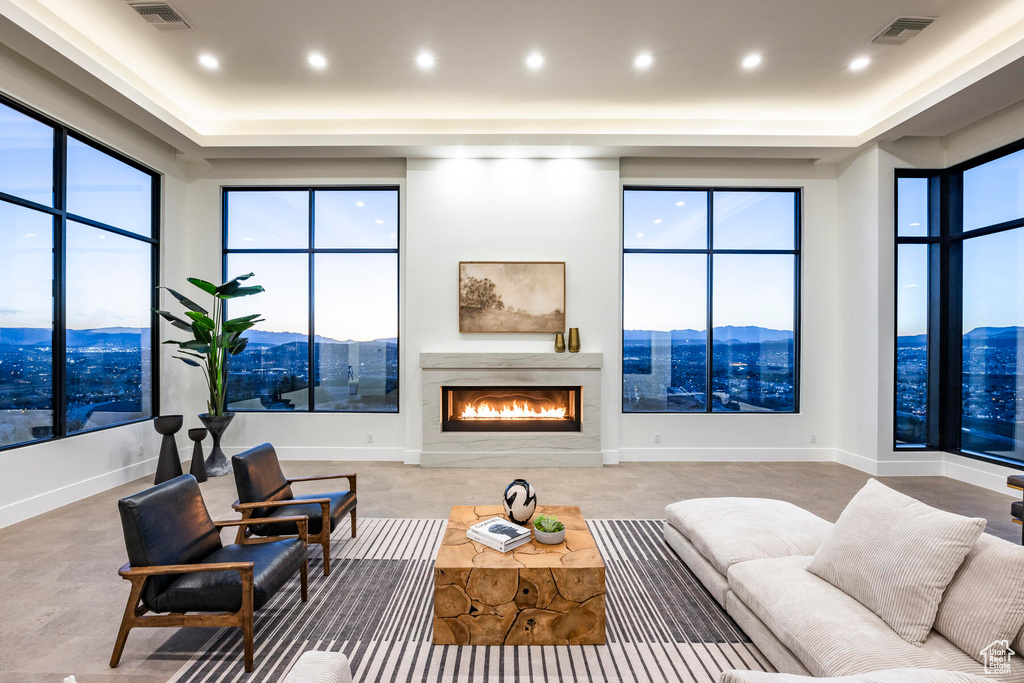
[232,443,357,576]
[111,474,309,672]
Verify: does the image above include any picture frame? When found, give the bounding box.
[458,261,566,333]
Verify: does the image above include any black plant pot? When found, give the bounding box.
[153,415,184,485]
[199,412,235,477]
[187,427,208,483]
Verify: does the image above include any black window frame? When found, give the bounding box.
[621,185,803,414]
[894,136,1024,469]
[0,92,161,452]
[221,185,401,414]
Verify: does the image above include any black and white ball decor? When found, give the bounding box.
[503,478,537,526]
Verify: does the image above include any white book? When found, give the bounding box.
[468,528,533,553]
[468,517,531,552]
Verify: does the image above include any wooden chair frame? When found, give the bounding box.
[110,516,309,673]
[233,473,356,577]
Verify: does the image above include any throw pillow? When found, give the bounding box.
[806,479,985,646]
[933,532,1024,663]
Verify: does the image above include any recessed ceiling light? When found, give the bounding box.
[375,219,384,224]
[307,52,327,70]
[526,52,545,70]
[909,222,920,226]
[390,233,396,239]
[416,51,435,70]
[742,53,763,70]
[355,201,365,207]
[676,201,686,206]
[849,56,871,71]
[198,53,220,70]
[24,233,35,238]
[633,52,653,70]
[636,232,644,239]
[653,218,662,224]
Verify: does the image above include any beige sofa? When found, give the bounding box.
[664,497,1023,682]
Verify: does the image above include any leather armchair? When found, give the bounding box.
[110,474,309,673]
[232,443,357,576]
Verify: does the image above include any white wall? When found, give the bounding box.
[403,158,622,462]
[618,159,839,463]
[0,42,193,526]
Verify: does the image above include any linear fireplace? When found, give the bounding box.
[420,352,603,467]
[441,386,582,432]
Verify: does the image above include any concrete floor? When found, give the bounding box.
[0,460,1018,682]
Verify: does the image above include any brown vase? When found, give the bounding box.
[568,327,580,353]
[554,333,566,353]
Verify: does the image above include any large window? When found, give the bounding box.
[223,187,399,413]
[0,95,158,449]
[623,187,800,413]
[895,141,1024,465]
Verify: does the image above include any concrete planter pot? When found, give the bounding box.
[533,528,566,545]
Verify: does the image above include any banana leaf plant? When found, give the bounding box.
[155,273,264,417]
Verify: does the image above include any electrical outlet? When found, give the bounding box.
[137,443,145,458]
[810,433,818,444]
[367,433,374,444]
[654,433,661,444]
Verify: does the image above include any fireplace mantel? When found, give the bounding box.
[419,352,603,468]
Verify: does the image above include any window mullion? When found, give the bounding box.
[705,190,714,413]
[54,128,67,438]
[308,191,316,413]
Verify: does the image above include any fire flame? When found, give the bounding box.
[460,400,567,420]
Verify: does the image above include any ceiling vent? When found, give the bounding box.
[871,17,935,45]
[127,2,192,30]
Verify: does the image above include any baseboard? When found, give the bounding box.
[943,454,1019,497]
[618,447,835,462]
[603,449,620,465]
[832,448,879,474]
[0,456,159,528]
[221,446,405,461]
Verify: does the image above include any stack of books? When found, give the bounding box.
[468,517,532,553]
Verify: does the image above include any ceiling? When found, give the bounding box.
[2,0,1024,160]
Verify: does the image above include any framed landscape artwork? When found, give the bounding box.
[459,261,566,333]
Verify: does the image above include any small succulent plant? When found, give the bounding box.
[533,515,565,533]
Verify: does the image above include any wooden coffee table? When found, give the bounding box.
[433,504,606,646]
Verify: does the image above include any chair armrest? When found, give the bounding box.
[215,516,309,543]
[118,560,253,578]
[232,498,331,510]
[1008,474,1024,491]
[288,473,357,494]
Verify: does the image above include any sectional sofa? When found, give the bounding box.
[664,480,1024,682]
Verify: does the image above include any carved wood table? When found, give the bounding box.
[433,504,606,645]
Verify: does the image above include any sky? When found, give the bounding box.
[623,189,796,332]
[897,172,1024,336]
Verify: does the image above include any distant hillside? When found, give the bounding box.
[898,327,1023,344]
[625,326,794,343]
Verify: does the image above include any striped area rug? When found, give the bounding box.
[168,518,771,682]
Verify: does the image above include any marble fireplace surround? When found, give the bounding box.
[420,352,603,467]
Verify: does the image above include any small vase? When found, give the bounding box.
[568,327,580,353]
[503,478,537,526]
[554,333,566,353]
[153,415,183,485]
[199,412,235,477]
[188,428,208,483]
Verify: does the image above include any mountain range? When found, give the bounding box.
[0,327,397,347]
[624,326,794,344]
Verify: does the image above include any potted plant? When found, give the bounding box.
[533,515,566,545]
[156,273,264,476]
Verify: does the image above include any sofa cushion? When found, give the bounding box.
[806,479,985,646]
[664,522,731,608]
[934,533,1024,664]
[728,555,1012,680]
[664,497,832,576]
[719,669,998,682]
